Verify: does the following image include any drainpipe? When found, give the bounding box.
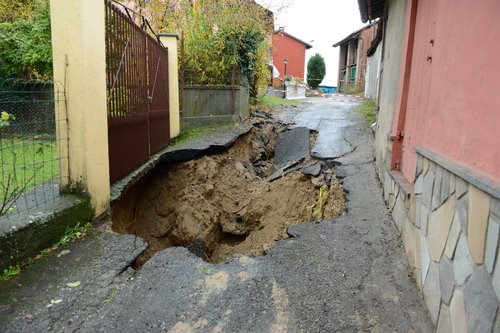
[390,0,418,171]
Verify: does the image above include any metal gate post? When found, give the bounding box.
[50,0,110,216]
[158,33,181,138]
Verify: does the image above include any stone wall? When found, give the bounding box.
[381,147,500,331]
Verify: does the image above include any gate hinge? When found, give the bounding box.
[390,131,405,141]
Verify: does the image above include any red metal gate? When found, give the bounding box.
[105,0,170,183]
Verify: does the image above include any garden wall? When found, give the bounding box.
[181,85,249,130]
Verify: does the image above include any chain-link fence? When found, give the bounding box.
[0,79,67,218]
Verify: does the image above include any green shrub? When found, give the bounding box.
[307,53,326,89]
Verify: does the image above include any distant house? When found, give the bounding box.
[272,28,312,85]
[333,22,378,92]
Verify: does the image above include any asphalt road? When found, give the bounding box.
[0,96,433,332]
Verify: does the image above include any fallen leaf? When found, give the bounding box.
[34,255,43,260]
[202,267,212,275]
[66,281,81,288]
[57,250,70,258]
[46,299,62,308]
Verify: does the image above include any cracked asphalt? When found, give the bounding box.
[0,96,433,332]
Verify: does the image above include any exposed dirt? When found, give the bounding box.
[112,119,345,266]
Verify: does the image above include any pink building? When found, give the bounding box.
[357,0,500,329]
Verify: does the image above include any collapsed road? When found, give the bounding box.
[112,118,346,266]
[0,96,432,333]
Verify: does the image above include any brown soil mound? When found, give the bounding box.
[112,121,345,266]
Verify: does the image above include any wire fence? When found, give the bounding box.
[0,79,67,218]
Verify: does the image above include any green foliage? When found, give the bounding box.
[0,0,52,79]
[1,264,21,281]
[257,95,303,109]
[142,0,272,96]
[170,123,228,146]
[0,138,56,215]
[0,111,14,128]
[0,222,92,281]
[343,84,364,97]
[54,222,92,248]
[307,53,326,89]
[0,0,37,23]
[357,99,377,124]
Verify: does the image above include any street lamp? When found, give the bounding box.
[283,58,288,99]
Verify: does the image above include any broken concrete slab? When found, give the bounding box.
[311,119,353,159]
[302,163,321,177]
[273,127,310,167]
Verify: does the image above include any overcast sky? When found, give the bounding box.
[256,0,367,86]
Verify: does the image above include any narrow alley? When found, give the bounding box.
[0,97,433,332]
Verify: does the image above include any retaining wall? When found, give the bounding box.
[381,147,500,331]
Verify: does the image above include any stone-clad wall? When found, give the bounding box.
[382,148,500,332]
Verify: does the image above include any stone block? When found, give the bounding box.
[422,171,434,210]
[432,167,444,211]
[415,174,424,194]
[421,234,431,285]
[403,219,416,267]
[423,158,429,176]
[494,314,500,333]
[427,196,456,262]
[468,185,491,264]
[422,157,429,176]
[424,262,442,325]
[449,173,456,196]
[463,268,498,333]
[440,169,451,205]
[436,303,451,333]
[439,257,456,305]
[393,193,406,234]
[383,174,391,202]
[421,204,430,236]
[457,194,469,235]
[415,194,422,228]
[416,154,423,178]
[491,198,500,218]
[453,234,474,285]
[485,214,499,274]
[450,289,468,333]
[444,212,461,259]
[456,177,468,199]
[493,247,500,300]
[407,195,416,224]
[414,228,422,270]
[388,193,396,211]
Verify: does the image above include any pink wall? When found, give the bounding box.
[272,33,307,80]
[398,0,500,182]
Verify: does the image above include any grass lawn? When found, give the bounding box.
[357,100,377,125]
[257,95,304,108]
[0,139,57,203]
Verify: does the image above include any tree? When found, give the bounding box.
[0,0,52,79]
[136,0,275,97]
[307,53,326,89]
